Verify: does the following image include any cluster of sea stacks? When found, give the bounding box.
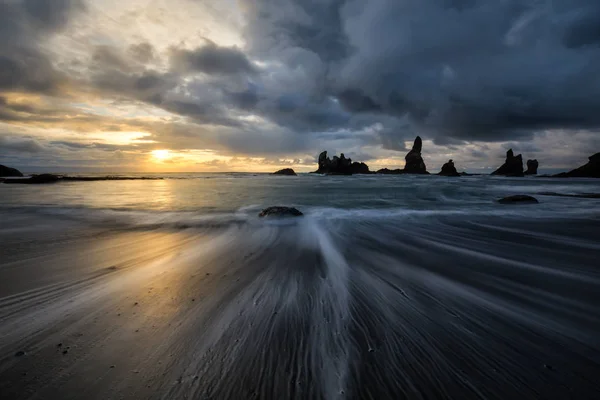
[272,136,596,178]
[314,152,370,175]
[490,149,539,177]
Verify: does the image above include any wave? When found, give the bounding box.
[1,202,599,238]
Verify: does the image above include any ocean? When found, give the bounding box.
[1,173,599,399]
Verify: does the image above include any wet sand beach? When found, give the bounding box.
[1,175,600,399]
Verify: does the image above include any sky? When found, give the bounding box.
[1,0,599,173]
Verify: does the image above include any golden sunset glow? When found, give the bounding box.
[151,150,171,160]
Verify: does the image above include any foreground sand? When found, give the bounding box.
[1,215,600,399]
[0,228,215,399]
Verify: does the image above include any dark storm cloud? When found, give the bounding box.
[562,5,600,48]
[22,0,85,30]
[244,0,352,62]
[0,0,84,94]
[336,89,381,113]
[85,43,256,127]
[0,135,45,153]
[159,99,243,127]
[90,69,176,103]
[170,42,257,75]
[248,94,351,132]
[237,0,600,146]
[223,84,260,110]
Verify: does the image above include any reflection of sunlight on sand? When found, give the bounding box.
[0,231,198,349]
[0,225,245,361]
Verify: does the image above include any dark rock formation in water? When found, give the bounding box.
[553,153,600,178]
[438,159,460,176]
[491,149,524,176]
[497,195,539,204]
[0,164,23,177]
[404,136,428,174]
[272,168,297,176]
[375,136,429,174]
[258,206,303,217]
[314,151,370,174]
[525,159,539,175]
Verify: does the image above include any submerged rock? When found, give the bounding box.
[525,159,539,175]
[497,195,539,204]
[491,149,524,176]
[553,153,600,178]
[0,164,23,177]
[376,168,404,174]
[258,206,303,218]
[438,159,460,176]
[272,168,297,176]
[404,136,428,174]
[314,151,370,174]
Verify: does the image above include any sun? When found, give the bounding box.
[152,149,170,160]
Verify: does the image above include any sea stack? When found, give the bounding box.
[438,159,460,176]
[314,151,370,174]
[553,153,600,178]
[404,136,428,174]
[491,149,524,176]
[524,159,538,175]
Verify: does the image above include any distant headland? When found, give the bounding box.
[0,169,163,184]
